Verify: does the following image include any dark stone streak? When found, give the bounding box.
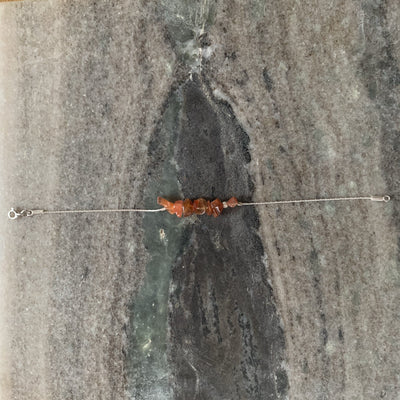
[359,1,400,277]
[167,77,287,399]
[309,242,330,387]
[263,67,274,92]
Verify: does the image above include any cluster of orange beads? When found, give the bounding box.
[157,197,239,218]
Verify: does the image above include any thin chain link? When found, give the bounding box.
[238,195,388,206]
[42,208,166,215]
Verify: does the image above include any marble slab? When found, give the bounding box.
[1,1,399,399]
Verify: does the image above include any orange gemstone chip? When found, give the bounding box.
[210,198,224,217]
[183,199,194,217]
[173,200,183,218]
[226,197,239,208]
[157,197,175,214]
[193,198,207,215]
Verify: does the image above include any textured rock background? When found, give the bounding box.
[0,0,399,399]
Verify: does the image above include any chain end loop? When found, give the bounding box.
[370,195,391,202]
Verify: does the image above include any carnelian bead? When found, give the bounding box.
[183,199,194,217]
[193,198,207,215]
[226,197,239,208]
[211,198,224,217]
[205,201,213,216]
[157,197,175,214]
[173,200,183,218]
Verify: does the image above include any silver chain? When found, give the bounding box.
[8,195,390,220]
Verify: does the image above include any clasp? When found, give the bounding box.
[8,208,44,219]
[8,208,27,219]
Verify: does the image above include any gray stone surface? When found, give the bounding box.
[0,0,399,399]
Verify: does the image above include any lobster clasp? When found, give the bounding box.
[7,208,37,220]
[8,208,25,219]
